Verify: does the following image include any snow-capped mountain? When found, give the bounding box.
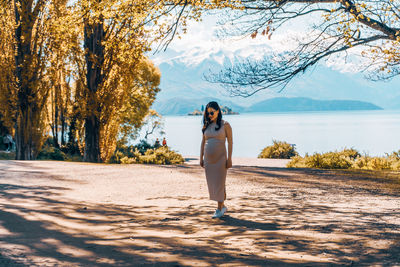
[150,43,278,109]
[149,44,400,115]
[152,42,272,67]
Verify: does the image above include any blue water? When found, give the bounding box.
[162,110,400,158]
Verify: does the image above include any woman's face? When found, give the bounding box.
[207,107,219,122]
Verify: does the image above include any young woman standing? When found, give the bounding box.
[200,101,233,218]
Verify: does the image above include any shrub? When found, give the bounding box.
[258,140,298,159]
[340,148,361,160]
[366,157,391,170]
[120,156,137,164]
[60,142,81,156]
[287,148,400,171]
[304,152,353,169]
[134,140,155,154]
[139,146,184,165]
[37,137,82,161]
[0,151,15,160]
[37,146,68,161]
[109,151,126,164]
[0,141,7,151]
[352,156,395,170]
[351,156,369,170]
[386,150,400,161]
[109,140,184,165]
[288,149,356,169]
[286,155,306,168]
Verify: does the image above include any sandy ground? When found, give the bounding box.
[0,159,399,267]
[184,156,291,168]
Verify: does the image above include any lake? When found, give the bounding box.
[162,110,400,158]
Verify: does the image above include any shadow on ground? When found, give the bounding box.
[0,161,399,266]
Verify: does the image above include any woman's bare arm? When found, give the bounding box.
[225,122,233,168]
[200,134,205,167]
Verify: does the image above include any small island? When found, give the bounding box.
[188,105,239,116]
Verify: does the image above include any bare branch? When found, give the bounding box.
[207,0,400,95]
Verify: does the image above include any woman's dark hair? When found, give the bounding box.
[202,101,222,134]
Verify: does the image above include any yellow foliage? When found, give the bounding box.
[112,146,184,165]
[258,140,298,159]
[0,1,69,159]
[288,149,400,171]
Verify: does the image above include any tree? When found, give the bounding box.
[140,110,165,141]
[45,2,75,148]
[67,1,163,162]
[0,1,68,159]
[205,0,400,97]
[13,0,54,160]
[0,5,16,138]
[117,59,162,145]
[147,0,241,51]
[73,0,228,162]
[99,57,161,162]
[0,0,228,161]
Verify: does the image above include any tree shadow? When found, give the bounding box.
[0,183,305,266]
[0,161,398,266]
[220,215,280,231]
[0,253,26,267]
[228,165,400,197]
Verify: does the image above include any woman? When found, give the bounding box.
[200,101,233,218]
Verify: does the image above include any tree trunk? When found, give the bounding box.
[53,84,60,148]
[14,2,36,160]
[84,114,101,162]
[61,109,66,146]
[61,70,68,147]
[83,17,105,162]
[15,109,33,160]
[68,107,77,144]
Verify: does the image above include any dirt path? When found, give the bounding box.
[0,160,399,266]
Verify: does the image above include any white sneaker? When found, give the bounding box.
[220,206,227,216]
[212,209,222,218]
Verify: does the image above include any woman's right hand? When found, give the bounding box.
[200,158,204,168]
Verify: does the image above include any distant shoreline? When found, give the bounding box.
[187,105,239,116]
[162,109,392,117]
[153,96,383,116]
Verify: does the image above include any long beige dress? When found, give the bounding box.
[204,120,230,202]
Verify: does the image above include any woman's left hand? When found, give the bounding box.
[226,158,232,169]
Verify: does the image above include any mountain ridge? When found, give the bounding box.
[152,96,382,115]
[150,45,400,109]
